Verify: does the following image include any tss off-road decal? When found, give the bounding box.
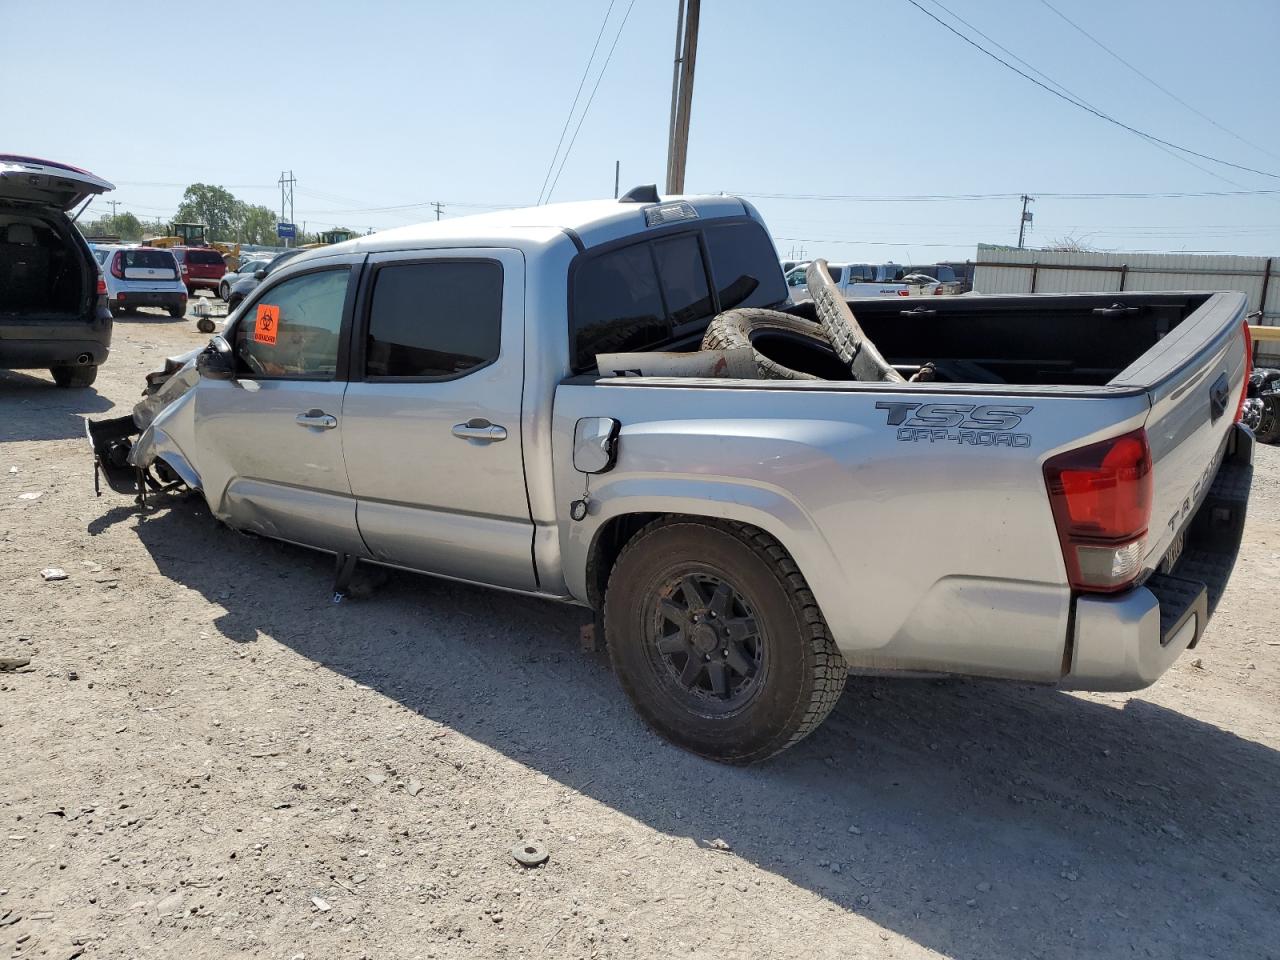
[876,401,1033,447]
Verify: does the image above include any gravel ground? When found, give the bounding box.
[2,309,1278,960]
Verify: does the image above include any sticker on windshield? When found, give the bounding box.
[254,304,279,346]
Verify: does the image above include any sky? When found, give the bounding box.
[4,0,1279,262]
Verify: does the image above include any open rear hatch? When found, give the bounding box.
[0,155,114,210]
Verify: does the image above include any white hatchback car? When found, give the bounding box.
[93,246,187,318]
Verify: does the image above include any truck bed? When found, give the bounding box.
[782,291,1233,388]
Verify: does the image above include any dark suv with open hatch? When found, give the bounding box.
[0,154,113,387]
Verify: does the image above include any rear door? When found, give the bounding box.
[185,247,226,284]
[193,257,364,553]
[340,248,535,590]
[118,248,179,292]
[0,155,113,209]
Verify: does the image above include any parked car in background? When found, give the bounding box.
[939,260,976,293]
[785,261,937,301]
[218,257,272,301]
[168,246,226,296]
[224,247,306,310]
[95,246,186,318]
[901,263,964,294]
[0,154,113,388]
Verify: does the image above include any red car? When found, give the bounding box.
[169,246,226,295]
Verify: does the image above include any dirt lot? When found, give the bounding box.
[2,308,1278,960]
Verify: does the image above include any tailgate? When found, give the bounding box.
[1116,292,1250,579]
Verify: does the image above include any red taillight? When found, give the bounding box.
[110,251,125,280]
[1043,429,1153,593]
[95,273,106,296]
[1235,320,1252,423]
[897,289,909,297]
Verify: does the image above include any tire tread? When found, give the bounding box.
[606,516,847,763]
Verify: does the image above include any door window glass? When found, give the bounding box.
[365,260,503,379]
[233,268,349,379]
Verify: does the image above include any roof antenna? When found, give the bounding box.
[619,184,660,203]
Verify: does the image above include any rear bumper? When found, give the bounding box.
[111,290,187,310]
[185,277,222,292]
[1063,424,1253,691]
[0,337,110,368]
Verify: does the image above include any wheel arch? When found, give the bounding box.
[579,490,851,645]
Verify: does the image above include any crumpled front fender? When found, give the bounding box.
[129,382,203,492]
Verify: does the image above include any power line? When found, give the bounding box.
[771,235,1251,255]
[545,0,638,204]
[1037,0,1280,165]
[919,0,1241,187]
[536,0,617,206]
[903,0,1280,182]
[737,189,1280,202]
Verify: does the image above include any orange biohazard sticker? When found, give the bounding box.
[254,304,279,345]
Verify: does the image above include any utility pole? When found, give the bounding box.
[614,160,621,199]
[106,199,119,217]
[278,170,296,247]
[665,0,700,196]
[1017,194,1034,249]
[432,201,444,221]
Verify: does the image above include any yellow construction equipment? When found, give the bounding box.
[140,222,241,269]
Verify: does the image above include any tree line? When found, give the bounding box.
[79,183,356,247]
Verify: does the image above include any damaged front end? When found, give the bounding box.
[86,342,213,505]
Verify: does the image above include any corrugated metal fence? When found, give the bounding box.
[973,245,1280,360]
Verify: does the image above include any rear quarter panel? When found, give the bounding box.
[553,379,1151,680]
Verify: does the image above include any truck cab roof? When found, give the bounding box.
[301,194,762,262]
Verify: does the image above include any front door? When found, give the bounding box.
[194,259,365,554]
[340,248,535,590]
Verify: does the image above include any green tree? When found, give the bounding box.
[174,183,244,240]
[79,211,145,241]
[239,204,279,245]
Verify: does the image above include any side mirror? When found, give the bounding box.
[196,336,236,381]
[253,269,268,281]
[573,417,620,474]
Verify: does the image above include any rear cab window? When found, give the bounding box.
[187,249,225,266]
[569,218,785,372]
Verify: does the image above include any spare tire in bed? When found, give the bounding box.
[701,308,850,380]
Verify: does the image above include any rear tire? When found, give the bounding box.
[604,518,846,764]
[701,308,845,381]
[168,305,185,319]
[51,365,97,388]
[1255,396,1280,444]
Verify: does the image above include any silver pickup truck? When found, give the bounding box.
[88,191,1254,764]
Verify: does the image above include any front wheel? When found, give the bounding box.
[604,519,846,763]
[218,282,229,300]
